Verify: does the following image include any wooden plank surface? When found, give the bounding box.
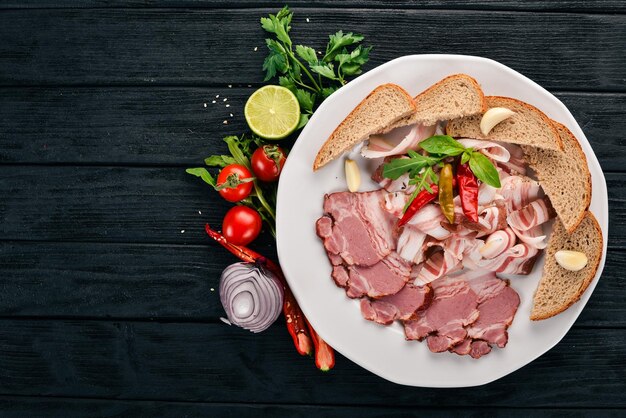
[2,397,625,418]
[0,166,621,245]
[0,240,623,327]
[0,320,623,407]
[2,0,625,12]
[3,397,625,418]
[1,88,624,171]
[1,9,625,90]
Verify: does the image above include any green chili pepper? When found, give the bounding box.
[439,163,455,224]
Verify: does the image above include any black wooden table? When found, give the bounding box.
[1,1,625,416]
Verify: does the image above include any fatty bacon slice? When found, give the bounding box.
[457,139,511,163]
[507,196,556,231]
[463,242,539,275]
[361,124,437,159]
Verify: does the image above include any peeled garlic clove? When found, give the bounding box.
[555,250,588,271]
[345,159,361,192]
[480,107,516,135]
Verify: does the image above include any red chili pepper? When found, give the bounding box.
[457,163,479,223]
[305,317,335,372]
[397,185,439,227]
[205,224,314,357]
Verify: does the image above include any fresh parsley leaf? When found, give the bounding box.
[419,135,466,156]
[204,155,236,168]
[295,89,315,113]
[262,39,289,81]
[261,7,292,45]
[324,31,365,62]
[469,152,501,188]
[186,168,217,188]
[295,45,318,65]
[321,86,338,98]
[336,45,372,76]
[278,75,296,92]
[296,113,309,129]
[311,63,338,80]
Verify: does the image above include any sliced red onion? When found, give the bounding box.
[219,262,284,333]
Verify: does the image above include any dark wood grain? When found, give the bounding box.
[1,88,624,171]
[0,320,623,406]
[1,9,625,90]
[0,240,621,327]
[0,166,621,245]
[1,396,625,418]
[1,0,625,13]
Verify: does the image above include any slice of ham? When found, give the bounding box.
[317,190,396,266]
[466,285,520,348]
[507,196,556,231]
[450,337,492,359]
[361,123,437,159]
[404,275,479,352]
[360,283,432,325]
[345,252,411,298]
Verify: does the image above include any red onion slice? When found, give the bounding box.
[219,262,284,333]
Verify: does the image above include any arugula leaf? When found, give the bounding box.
[419,135,466,156]
[295,45,318,65]
[185,168,217,188]
[469,152,501,188]
[382,154,438,180]
[204,155,236,168]
[295,89,315,113]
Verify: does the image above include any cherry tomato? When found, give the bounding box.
[222,206,262,245]
[216,164,254,202]
[251,145,287,182]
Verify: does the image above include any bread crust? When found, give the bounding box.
[383,74,487,132]
[446,96,564,151]
[313,83,416,171]
[550,120,593,232]
[530,211,603,320]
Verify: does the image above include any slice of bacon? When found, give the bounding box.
[361,123,437,158]
[463,243,539,275]
[507,196,556,231]
[457,139,511,163]
[499,175,542,212]
[414,250,462,286]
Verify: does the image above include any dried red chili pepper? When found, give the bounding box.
[205,224,313,356]
[457,162,479,223]
[305,317,335,372]
[397,185,439,227]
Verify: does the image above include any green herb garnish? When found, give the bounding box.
[382,135,502,208]
[261,6,372,129]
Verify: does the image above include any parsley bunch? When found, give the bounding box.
[261,6,372,128]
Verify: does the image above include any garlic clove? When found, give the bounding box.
[555,250,588,271]
[480,107,516,135]
[345,159,361,192]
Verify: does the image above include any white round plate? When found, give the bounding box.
[275,55,608,387]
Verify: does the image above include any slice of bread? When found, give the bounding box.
[522,121,592,233]
[446,96,563,151]
[383,74,487,132]
[530,211,603,320]
[313,84,416,171]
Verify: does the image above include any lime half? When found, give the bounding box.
[244,85,300,140]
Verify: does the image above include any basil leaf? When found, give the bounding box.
[204,155,236,168]
[419,135,466,156]
[469,152,501,188]
[461,151,471,165]
[186,168,217,189]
